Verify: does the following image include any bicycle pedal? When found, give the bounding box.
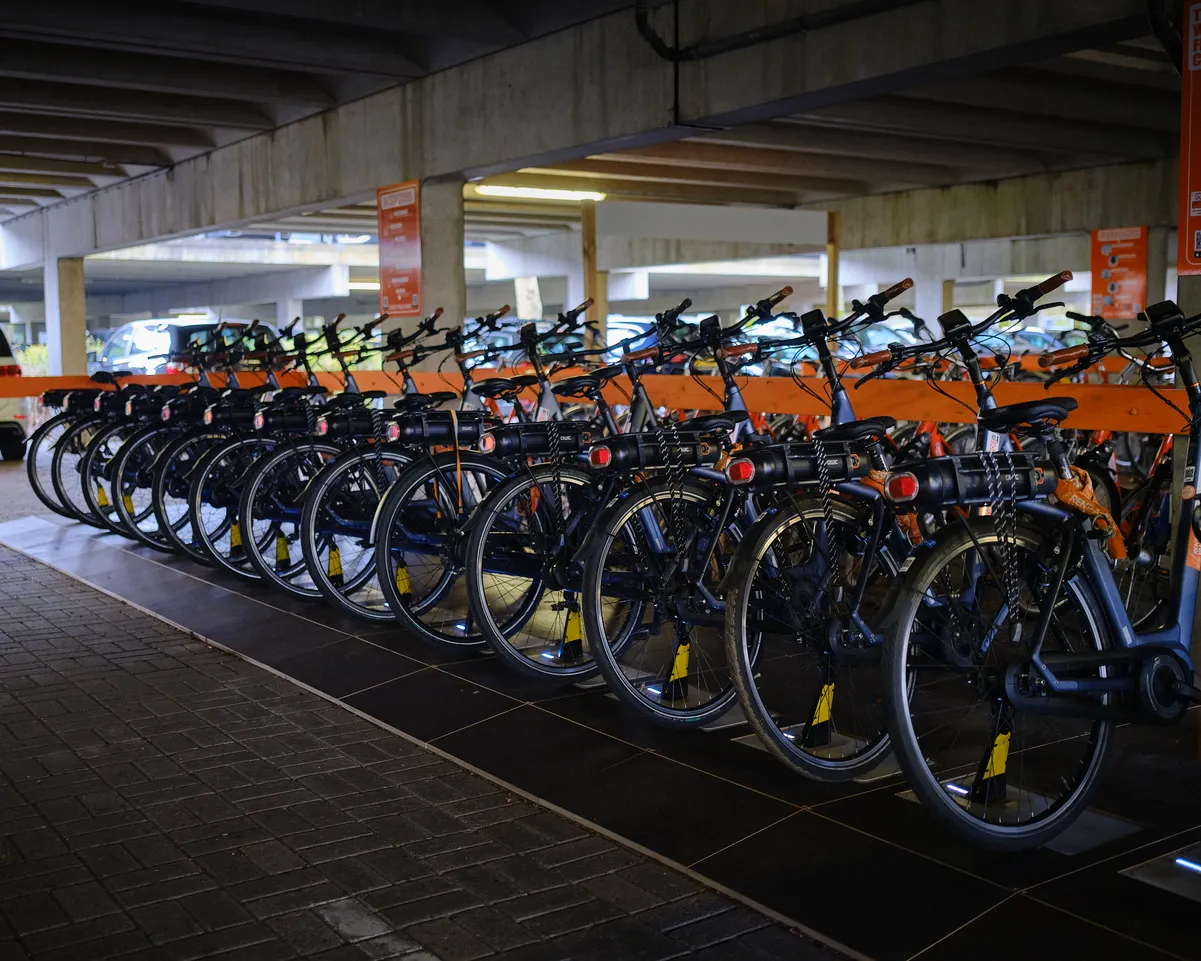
[1172,680,1201,704]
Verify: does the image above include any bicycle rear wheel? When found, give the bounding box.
[373,452,509,648]
[725,497,897,781]
[464,465,604,682]
[581,478,747,728]
[152,431,224,563]
[80,421,140,536]
[239,440,343,598]
[883,519,1114,851]
[112,426,180,552]
[188,437,276,580]
[301,446,413,621]
[26,412,73,517]
[50,417,107,527]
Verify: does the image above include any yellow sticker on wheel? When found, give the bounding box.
[328,544,343,578]
[395,562,411,596]
[668,641,690,683]
[96,486,110,508]
[812,683,835,726]
[122,494,134,514]
[983,731,1010,780]
[275,535,290,565]
[565,608,582,644]
[229,522,242,548]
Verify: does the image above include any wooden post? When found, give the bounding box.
[825,210,841,318]
[942,279,955,315]
[581,200,605,347]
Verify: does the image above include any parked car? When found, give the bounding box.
[0,327,25,460]
[89,318,273,375]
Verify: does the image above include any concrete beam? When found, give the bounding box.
[527,159,870,196]
[0,156,124,178]
[836,236,1093,287]
[693,121,1102,176]
[0,114,211,149]
[798,97,1173,160]
[822,159,1177,249]
[0,135,171,167]
[113,265,350,316]
[0,39,334,106]
[604,141,960,187]
[2,0,1150,256]
[0,3,424,79]
[0,79,274,130]
[0,172,94,190]
[672,0,1147,124]
[192,0,526,46]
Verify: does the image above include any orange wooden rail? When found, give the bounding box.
[0,371,1188,435]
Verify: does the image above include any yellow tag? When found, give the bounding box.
[96,486,110,508]
[395,562,410,595]
[565,608,582,644]
[812,683,834,727]
[275,535,290,565]
[667,640,690,683]
[984,731,1010,779]
[328,545,342,578]
[229,522,242,548]
[122,494,134,514]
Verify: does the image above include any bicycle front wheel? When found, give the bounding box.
[883,518,1114,851]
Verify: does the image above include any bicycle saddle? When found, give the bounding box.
[275,386,328,399]
[392,391,457,411]
[473,377,523,399]
[814,416,897,445]
[509,374,540,390]
[591,365,625,384]
[552,374,602,397]
[360,390,388,400]
[979,399,1077,435]
[690,410,751,433]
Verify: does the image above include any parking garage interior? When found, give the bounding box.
[0,3,1199,961]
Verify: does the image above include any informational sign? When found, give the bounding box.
[1179,1,1201,275]
[376,181,421,316]
[1090,226,1147,319]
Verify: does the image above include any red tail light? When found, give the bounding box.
[315,416,329,436]
[0,364,21,376]
[164,363,182,375]
[726,458,756,485]
[161,406,172,422]
[253,412,265,430]
[885,472,919,502]
[478,432,496,454]
[589,445,612,468]
[385,422,400,442]
[202,407,214,425]
[94,396,103,411]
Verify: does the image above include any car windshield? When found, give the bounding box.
[130,325,173,357]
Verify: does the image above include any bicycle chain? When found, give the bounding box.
[982,451,1021,636]
[812,436,841,593]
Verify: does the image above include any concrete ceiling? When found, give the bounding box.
[499,38,1181,206]
[0,0,640,219]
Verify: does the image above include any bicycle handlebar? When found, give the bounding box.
[850,350,890,370]
[1038,345,1090,369]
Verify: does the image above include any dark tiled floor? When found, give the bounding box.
[0,530,835,961]
[3,510,1200,961]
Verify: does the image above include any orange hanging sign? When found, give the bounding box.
[1179,1,1201,275]
[377,181,422,316]
[1090,226,1147,319]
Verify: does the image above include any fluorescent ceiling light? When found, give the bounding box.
[475,185,606,203]
[348,281,381,290]
[640,256,822,279]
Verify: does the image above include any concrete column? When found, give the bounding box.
[45,257,87,376]
[420,177,465,325]
[914,278,944,334]
[276,298,302,330]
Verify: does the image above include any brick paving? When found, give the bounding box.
[0,463,833,961]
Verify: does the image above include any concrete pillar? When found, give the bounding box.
[914,278,944,334]
[45,257,87,376]
[420,177,465,327]
[276,298,302,330]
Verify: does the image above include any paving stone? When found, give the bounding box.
[0,539,812,961]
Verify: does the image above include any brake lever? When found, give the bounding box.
[1044,357,1094,388]
[853,362,896,390]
